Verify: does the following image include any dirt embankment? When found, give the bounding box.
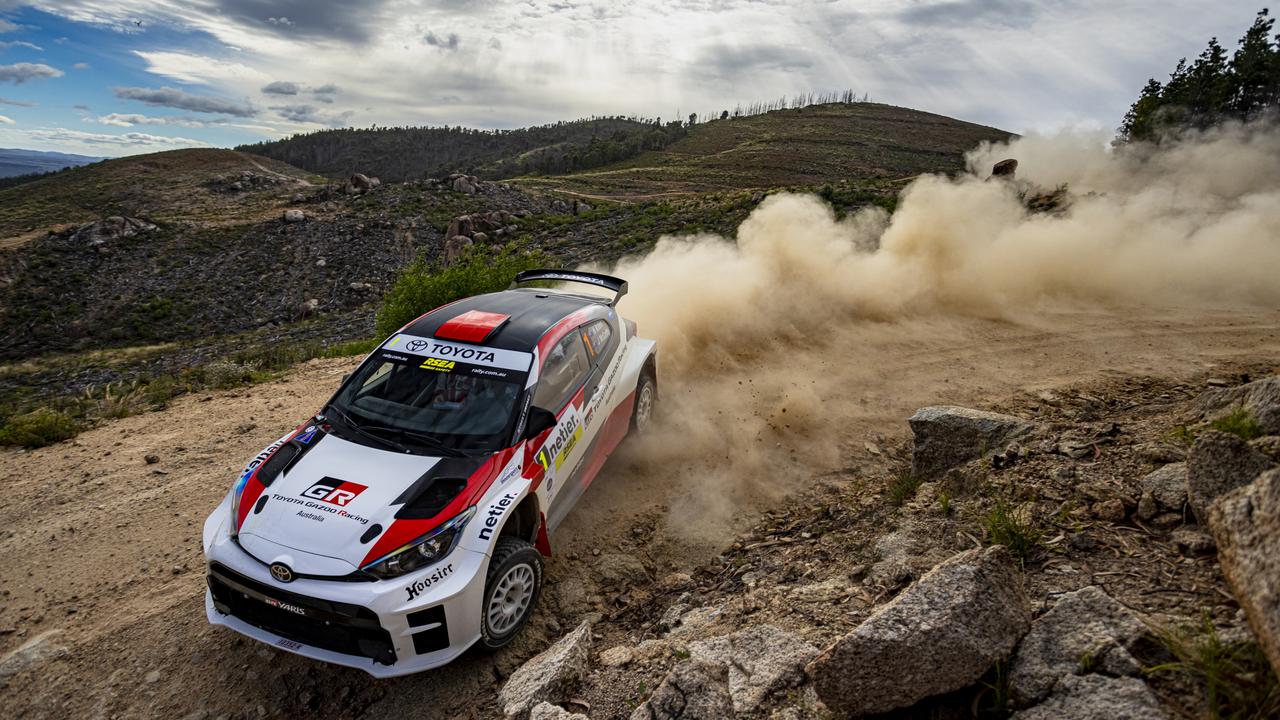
[1,305,1278,719]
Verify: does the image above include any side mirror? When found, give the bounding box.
[523,406,558,440]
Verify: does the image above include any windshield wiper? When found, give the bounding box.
[322,405,411,454]
[357,424,470,458]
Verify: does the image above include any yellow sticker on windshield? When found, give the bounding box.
[420,357,455,372]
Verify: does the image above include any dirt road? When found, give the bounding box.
[2,305,1278,719]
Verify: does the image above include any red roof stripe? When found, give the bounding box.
[435,310,511,343]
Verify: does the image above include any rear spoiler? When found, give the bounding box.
[511,269,629,306]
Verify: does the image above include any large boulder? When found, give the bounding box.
[1194,376,1280,435]
[1186,431,1274,523]
[499,622,593,720]
[630,660,734,720]
[1011,675,1167,720]
[443,235,474,266]
[806,546,1031,716]
[1208,468,1280,676]
[350,172,376,191]
[909,406,1034,479]
[688,625,818,713]
[453,175,478,194]
[1009,586,1149,706]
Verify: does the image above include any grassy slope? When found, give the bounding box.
[514,102,1013,198]
[0,149,323,241]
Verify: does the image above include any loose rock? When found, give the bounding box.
[1011,675,1168,720]
[529,703,588,720]
[0,631,68,679]
[1186,431,1274,523]
[1193,375,1280,435]
[688,624,818,713]
[1208,468,1280,676]
[499,622,593,720]
[1008,585,1149,706]
[909,406,1034,479]
[630,660,733,720]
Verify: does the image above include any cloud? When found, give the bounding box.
[25,127,208,147]
[266,16,293,26]
[73,62,90,70]
[97,112,205,128]
[0,62,63,84]
[0,114,13,124]
[696,43,813,80]
[0,95,33,107]
[132,50,269,86]
[312,83,338,95]
[72,103,90,111]
[0,40,42,51]
[423,31,460,50]
[0,19,17,34]
[270,103,354,126]
[896,0,1040,29]
[114,86,255,117]
[262,80,300,95]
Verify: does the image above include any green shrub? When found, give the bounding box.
[1211,407,1264,441]
[982,497,1044,564]
[886,472,922,506]
[1147,614,1280,720]
[375,244,554,339]
[0,408,79,448]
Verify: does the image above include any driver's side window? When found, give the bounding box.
[533,331,590,411]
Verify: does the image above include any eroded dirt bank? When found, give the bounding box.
[1,305,1278,719]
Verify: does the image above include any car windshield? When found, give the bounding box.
[328,339,532,453]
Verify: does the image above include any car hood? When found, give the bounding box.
[236,429,486,575]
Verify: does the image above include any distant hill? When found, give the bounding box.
[237,117,689,182]
[0,148,320,241]
[0,148,104,179]
[515,102,1015,197]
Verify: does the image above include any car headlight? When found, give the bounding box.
[228,474,250,538]
[361,507,475,580]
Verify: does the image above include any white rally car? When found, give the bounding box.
[202,270,657,676]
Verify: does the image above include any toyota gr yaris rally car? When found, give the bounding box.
[202,270,656,676]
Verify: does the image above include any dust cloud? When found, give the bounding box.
[593,123,1280,543]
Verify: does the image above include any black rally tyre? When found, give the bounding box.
[631,370,657,434]
[479,536,543,650]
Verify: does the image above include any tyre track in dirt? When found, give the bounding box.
[2,306,1278,719]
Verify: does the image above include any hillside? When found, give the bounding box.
[0,148,104,179]
[238,117,688,182]
[515,102,1014,198]
[0,148,321,243]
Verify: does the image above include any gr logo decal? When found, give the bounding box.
[301,477,368,507]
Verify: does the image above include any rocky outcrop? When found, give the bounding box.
[499,622,593,720]
[1137,462,1187,520]
[441,209,520,265]
[630,660,734,720]
[0,630,68,679]
[1186,431,1274,523]
[1008,586,1149,706]
[807,546,1031,716]
[282,208,306,223]
[1209,468,1280,676]
[70,216,156,247]
[1012,675,1168,720]
[909,406,1034,479]
[349,173,379,191]
[1194,376,1280,435]
[688,625,818,713]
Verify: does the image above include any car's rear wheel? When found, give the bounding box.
[479,536,543,650]
[631,370,656,434]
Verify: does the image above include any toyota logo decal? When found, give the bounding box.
[269,563,295,583]
[405,339,429,352]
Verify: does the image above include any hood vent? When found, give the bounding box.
[397,477,467,520]
[257,443,299,487]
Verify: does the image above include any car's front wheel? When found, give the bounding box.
[631,371,656,434]
[479,536,543,650]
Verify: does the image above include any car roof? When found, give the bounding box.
[401,288,607,352]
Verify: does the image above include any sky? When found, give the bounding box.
[0,1,1268,157]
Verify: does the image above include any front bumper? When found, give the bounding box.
[203,505,488,678]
